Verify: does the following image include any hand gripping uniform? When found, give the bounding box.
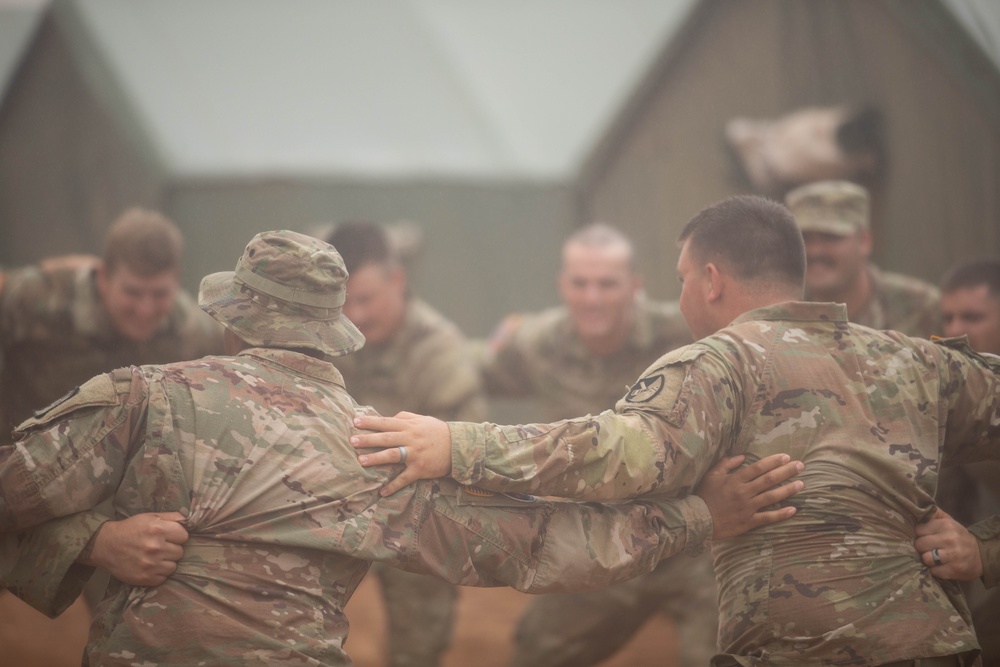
[446,301,1000,666]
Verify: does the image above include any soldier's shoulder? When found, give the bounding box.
[405,298,468,345]
[876,269,941,304]
[639,298,691,345]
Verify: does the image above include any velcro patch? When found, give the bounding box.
[15,373,119,433]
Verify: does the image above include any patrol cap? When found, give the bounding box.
[785,180,869,236]
[199,230,365,357]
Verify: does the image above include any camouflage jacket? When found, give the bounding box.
[447,302,1000,666]
[333,298,486,422]
[0,348,710,666]
[847,265,941,338]
[477,297,691,421]
[0,264,223,440]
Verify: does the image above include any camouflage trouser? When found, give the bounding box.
[509,551,717,667]
[373,561,459,667]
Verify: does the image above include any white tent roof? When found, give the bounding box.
[61,0,698,180]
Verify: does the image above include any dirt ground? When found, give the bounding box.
[1,575,678,666]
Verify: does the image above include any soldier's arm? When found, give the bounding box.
[354,345,737,500]
[352,458,798,594]
[969,516,1000,588]
[0,511,109,617]
[936,341,1000,466]
[475,313,538,398]
[352,477,711,594]
[0,367,145,531]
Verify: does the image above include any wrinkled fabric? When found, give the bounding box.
[448,301,1000,666]
[0,348,710,666]
[332,297,486,667]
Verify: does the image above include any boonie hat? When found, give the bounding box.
[199,230,364,357]
[785,180,869,236]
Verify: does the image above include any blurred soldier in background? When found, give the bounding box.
[326,220,487,667]
[931,257,1000,664]
[785,180,940,338]
[477,223,717,667]
[0,206,223,440]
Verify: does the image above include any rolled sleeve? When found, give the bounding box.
[969,516,1000,589]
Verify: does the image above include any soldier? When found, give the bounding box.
[0,207,223,440]
[0,230,804,666]
[477,223,715,667]
[0,206,223,662]
[784,180,940,338]
[927,257,1000,664]
[354,195,1000,666]
[324,220,486,667]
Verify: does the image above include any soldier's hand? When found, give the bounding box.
[915,508,983,581]
[352,411,453,496]
[83,512,189,586]
[696,454,803,540]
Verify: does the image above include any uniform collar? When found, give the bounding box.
[237,347,347,386]
[730,301,849,326]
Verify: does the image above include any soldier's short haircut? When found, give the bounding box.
[679,195,805,289]
[941,257,1000,298]
[564,222,635,269]
[103,207,183,277]
[326,220,395,276]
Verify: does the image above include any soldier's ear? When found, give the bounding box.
[705,263,724,302]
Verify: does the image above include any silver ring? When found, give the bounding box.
[398,446,408,465]
[931,547,943,567]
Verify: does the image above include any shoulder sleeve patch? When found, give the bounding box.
[15,373,120,433]
[619,345,709,427]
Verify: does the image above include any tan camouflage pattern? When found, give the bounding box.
[0,348,713,666]
[0,264,223,442]
[836,265,941,339]
[199,230,364,359]
[785,179,870,236]
[0,511,108,616]
[331,297,486,667]
[446,301,1000,665]
[477,297,691,421]
[970,516,1000,589]
[477,297,715,666]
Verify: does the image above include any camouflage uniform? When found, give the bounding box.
[446,301,1000,666]
[0,346,712,665]
[836,264,940,339]
[479,298,718,667]
[0,263,223,440]
[0,261,224,618]
[333,298,487,667]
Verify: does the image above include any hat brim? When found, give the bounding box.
[198,271,365,358]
